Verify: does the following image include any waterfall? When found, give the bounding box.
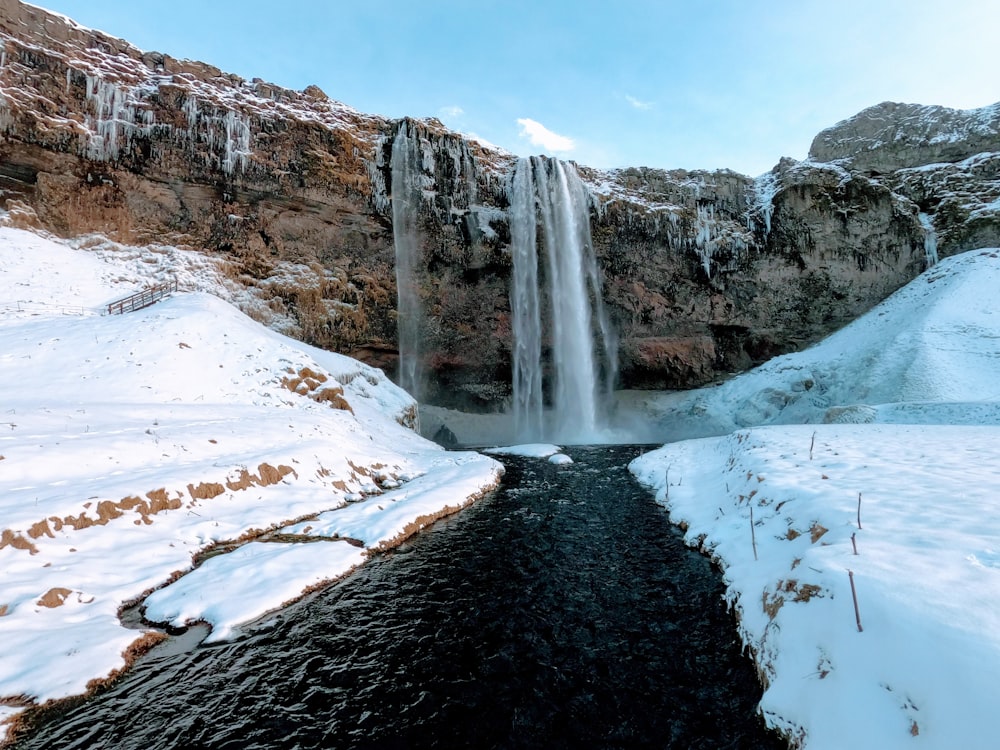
[391,121,423,398]
[918,212,940,268]
[509,161,543,440]
[508,157,617,443]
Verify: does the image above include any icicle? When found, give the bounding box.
[81,75,158,162]
[695,204,717,278]
[221,110,251,175]
[183,96,199,133]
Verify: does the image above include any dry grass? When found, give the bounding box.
[281,366,353,412]
[762,589,785,620]
[0,529,37,555]
[785,522,829,544]
[36,588,73,608]
[3,460,301,556]
[763,579,826,620]
[312,386,353,412]
[187,481,226,501]
[809,522,829,543]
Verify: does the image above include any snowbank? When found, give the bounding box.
[631,247,1000,748]
[483,443,563,458]
[0,227,501,742]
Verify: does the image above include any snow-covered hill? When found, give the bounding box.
[0,226,501,742]
[631,247,1000,748]
[636,246,1000,438]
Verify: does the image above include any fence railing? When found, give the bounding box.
[105,279,179,315]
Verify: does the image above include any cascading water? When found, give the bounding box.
[391,122,424,398]
[508,157,617,443]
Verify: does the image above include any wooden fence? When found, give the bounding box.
[105,279,178,315]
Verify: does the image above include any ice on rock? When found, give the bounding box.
[178,95,252,176]
[83,75,158,162]
[919,212,939,267]
[754,170,778,235]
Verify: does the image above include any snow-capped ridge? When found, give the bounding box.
[809,100,1000,172]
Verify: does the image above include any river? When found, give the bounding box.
[15,446,781,749]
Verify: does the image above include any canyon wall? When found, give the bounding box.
[2,0,998,411]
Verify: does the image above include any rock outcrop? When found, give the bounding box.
[809,101,1000,173]
[1,0,998,411]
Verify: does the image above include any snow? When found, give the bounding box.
[143,541,368,644]
[0,226,501,742]
[630,246,1000,748]
[482,443,563,458]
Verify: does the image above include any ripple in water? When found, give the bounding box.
[16,446,782,749]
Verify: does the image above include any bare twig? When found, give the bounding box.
[848,569,863,632]
[750,506,758,561]
[851,532,858,555]
[857,492,863,530]
[809,430,816,460]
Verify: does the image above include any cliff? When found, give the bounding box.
[1,0,998,412]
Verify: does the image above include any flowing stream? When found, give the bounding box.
[15,447,781,749]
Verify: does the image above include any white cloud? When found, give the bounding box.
[625,94,653,111]
[516,118,575,152]
[440,105,464,119]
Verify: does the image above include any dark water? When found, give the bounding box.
[16,446,781,749]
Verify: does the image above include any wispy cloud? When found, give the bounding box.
[625,94,653,111]
[439,105,464,119]
[516,118,575,152]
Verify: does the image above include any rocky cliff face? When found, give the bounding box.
[1,0,997,412]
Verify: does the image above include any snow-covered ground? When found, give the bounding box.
[0,226,501,742]
[631,247,1000,749]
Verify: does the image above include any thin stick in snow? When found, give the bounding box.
[848,569,863,632]
[809,430,816,460]
[857,492,863,530]
[750,505,758,561]
[851,532,858,555]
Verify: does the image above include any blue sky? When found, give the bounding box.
[36,0,1000,176]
